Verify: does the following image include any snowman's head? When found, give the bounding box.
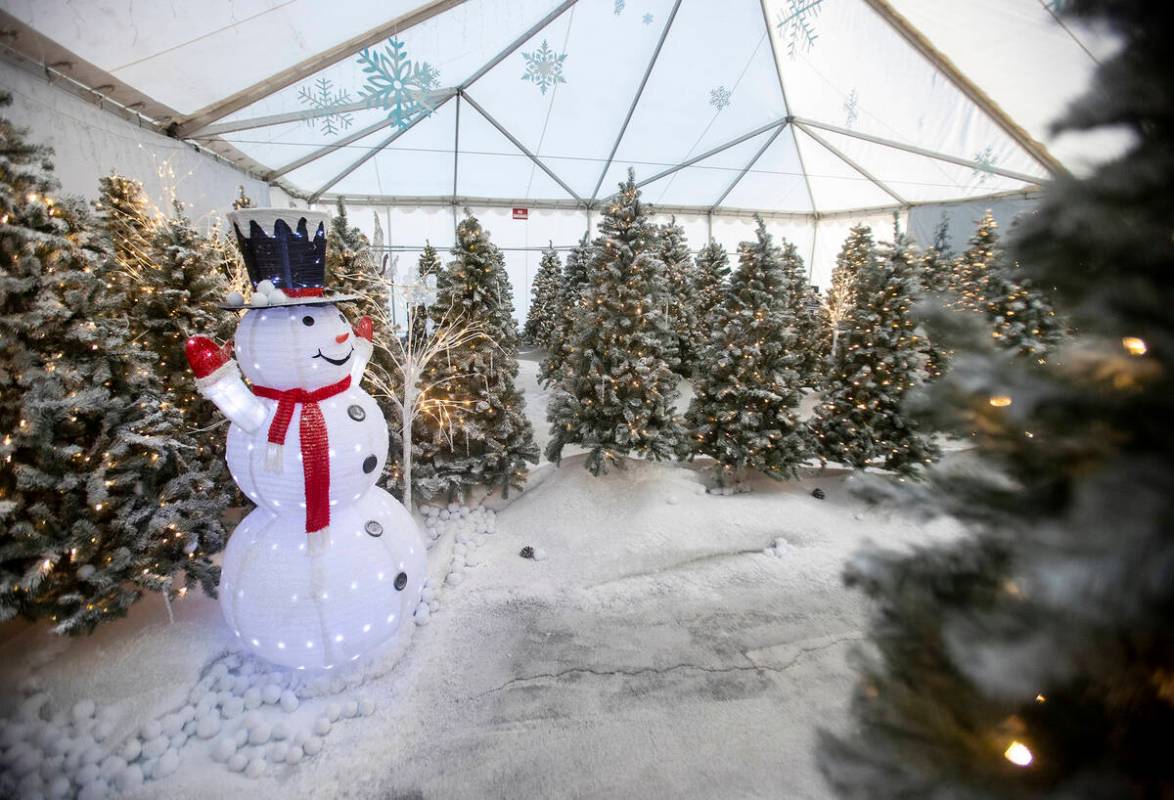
[234,304,355,390]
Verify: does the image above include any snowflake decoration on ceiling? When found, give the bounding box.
[297,78,354,136]
[777,0,825,57]
[972,145,998,184]
[843,88,859,129]
[709,86,732,112]
[521,40,567,95]
[614,0,625,15]
[643,13,654,25]
[356,37,442,130]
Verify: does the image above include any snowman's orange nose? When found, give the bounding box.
[335,332,350,344]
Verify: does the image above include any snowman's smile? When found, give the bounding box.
[312,346,354,366]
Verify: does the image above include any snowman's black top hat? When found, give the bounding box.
[221,209,359,309]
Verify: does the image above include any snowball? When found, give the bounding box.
[81,744,104,766]
[447,572,465,586]
[75,763,100,787]
[92,719,115,743]
[271,721,290,742]
[161,714,183,737]
[140,720,162,741]
[261,685,282,705]
[234,727,249,747]
[154,748,180,779]
[420,586,435,603]
[255,280,275,296]
[267,742,288,763]
[325,704,341,723]
[226,291,245,306]
[71,699,96,723]
[48,774,72,799]
[358,699,376,717]
[532,548,548,562]
[279,690,299,713]
[285,745,304,765]
[313,717,331,736]
[169,732,188,751]
[250,293,270,308]
[302,736,323,756]
[227,753,248,773]
[196,713,221,740]
[99,754,127,779]
[39,754,64,781]
[115,764,143,793]
[221,697,245,719]
[464,553,480,567]
[77,778,108,800]
[119,738,141,762]
[242,687,262,710]
[142,735,169,760]
[211,736,237,763]
[178,704,197,723]
[342,700,359,719]
[247,723,271,746]
[666,494,679,505]
[245,757,265,779]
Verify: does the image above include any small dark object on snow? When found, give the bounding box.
[811,488,826,500]
[520,546,535,559]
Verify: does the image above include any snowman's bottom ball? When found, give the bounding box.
[219,488,426,670]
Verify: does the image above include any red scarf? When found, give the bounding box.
[252,375,352,534]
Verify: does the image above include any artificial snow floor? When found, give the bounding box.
[0,350,961,799]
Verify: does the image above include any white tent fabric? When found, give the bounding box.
[3,0,1110,216]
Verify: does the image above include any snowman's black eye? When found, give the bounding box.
[394,572,407,591]
[338,313,346,322]
[302,316,315,326]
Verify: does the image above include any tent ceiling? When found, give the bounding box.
[3,0,1112,216]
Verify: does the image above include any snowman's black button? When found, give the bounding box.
[362,455,377,473]
[347,404,366,421]
[394,572,408,591]
[364,520,383,537]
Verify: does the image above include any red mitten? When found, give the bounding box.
[355,316,374,342]
[186,336,231,379]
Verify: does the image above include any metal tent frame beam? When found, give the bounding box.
[589,0,684,202]
[173,0,468,138]
[794,122,909,206]
[758,0,816,213]
[636,118,789,188]
[708,122,788,211]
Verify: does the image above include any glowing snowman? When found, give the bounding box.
[185,209,425,671]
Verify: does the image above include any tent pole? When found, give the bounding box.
[174,0,469,138]
[590,0,684,202]
[709,121,788,212]
[794,122,909,206]
[860,0,1066,177]
[759,0,816,214]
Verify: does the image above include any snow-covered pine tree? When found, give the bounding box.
[825,224,873,360]
[684,220,808,487]
[415,213,537,499]
[545,171,683,474]
[952,212,1063,361]
[0,106,226,633]
[409,240,443,349]
[920,212,953,294]
[96,172,155,279]
[538,232,592,387]
[778,239,825,388]
[808,233,939,474]
[326,197,368,276]
[523,243,563,348]
[820,2,1174,795]
[657,216,698,375]
[691,240,730,336]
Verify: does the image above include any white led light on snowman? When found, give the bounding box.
[184,208,426,671]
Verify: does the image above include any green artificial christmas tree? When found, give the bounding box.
[408,240,443,351]
[415,213,537,499]
[684,220,808,488]
[825,224,874,360]
[921,212,954,295]
[546,171,683,474]
[778,239,826,388]
[657,216,698,375]
[538,232,592,387]
[820,1,1174,796]
[0,106,226,633]
[326,196,369,276]
[96,172,156,280]
[691,240,731,334]
[808,233,939,474]
[522,243,563,348]
[231,185,254,211]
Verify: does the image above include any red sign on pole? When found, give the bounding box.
[512,207,529,220]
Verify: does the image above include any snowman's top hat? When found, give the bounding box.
[221,208,360,310]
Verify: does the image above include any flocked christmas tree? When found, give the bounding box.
[657,216,697,375]
[410,240,443,349]
[326,196,369,276]
[684,220,808,488]
[920,212,954,294]
[538,232,592,387]
[820,1,1174,795]
[0,104,226,633]
[778,239,826,388]
[826,224,873,360]
[415,212,537,499]
[691,240,730,334]
[546,171,683,474]
[808,233,939,474]
[96,172,155,280]
[522,243,563,348]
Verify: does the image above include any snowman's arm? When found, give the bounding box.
[350,316,375,385]
[185,336,268,433]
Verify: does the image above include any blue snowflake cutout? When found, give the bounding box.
[614,0,624,15]
[709,86,732,112]
[297,78,354,137]
[357,38,442,130]
[843,88,858,129]
[643,13,654,25]
[521,40,567,95]
[777,0,825,58]
[972,145,998,185]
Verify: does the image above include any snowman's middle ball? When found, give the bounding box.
[226,304,389,512]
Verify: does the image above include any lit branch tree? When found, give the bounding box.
[546,171,683,474]
[820,1,1174,795]
[658,216,698,375]
[96,172,155,279]
[538,232,592,387]
[684,220,808,488]
[0,104,226,633]
[415,213,537,500]
[523,243,563,348]
[808,233,939,475]
[826,224,874,359]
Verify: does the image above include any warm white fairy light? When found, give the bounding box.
[1004,740,1033,766]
